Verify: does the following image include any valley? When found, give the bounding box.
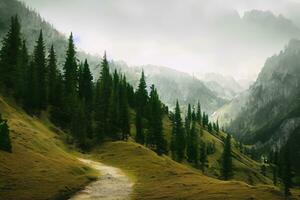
[0,0,300,200]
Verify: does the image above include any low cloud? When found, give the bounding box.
[22,0,300,80]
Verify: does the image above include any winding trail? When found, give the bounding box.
[69,158,134,200]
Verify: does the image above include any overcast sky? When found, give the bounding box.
[21,0,300,80]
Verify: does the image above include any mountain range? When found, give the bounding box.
[214,39,300,178]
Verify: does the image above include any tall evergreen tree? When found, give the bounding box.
[108,69,121,139]
[282,147,292,196]
[71,101,88,149]
[24,60,38,114]
[272,150,279,186]
[135,71,148,144]
[199,141,208,173]
[171,101,186,162]
[0,114,12,153]
[187,121,199,164]
[135,110,143,144]
[78,59,94,139]
[17,40,29,103]
[47,45,58,106]
[147,85,167,155]
[62,33,79,128]
[78,59,93,110]
[95,52,112,140]
[63,33,78,96]
[33,30,47,110]
[49,72,65,127]
[119,75,130,141]
[208,122,213,133]
[221,134,233,180]
[187,104,192,122]
[196,101,202,124]
[0,15,21,94]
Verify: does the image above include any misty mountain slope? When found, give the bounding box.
[0,0,100,71]
[211,90,249,127]
[215,39,300,178]
[0,0,226,114]
[243,10,300,38]
[197,73,248,100]
[229,39,300,142]
[110,62,227,114]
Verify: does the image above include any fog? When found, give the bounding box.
[22,0,300,80]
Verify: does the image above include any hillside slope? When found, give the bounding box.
[110,62,227,114]
[0,97,97,200]
[91,141,283,200]
[161,115,271,185]
[214,39,300,181]
[0,0,226,115]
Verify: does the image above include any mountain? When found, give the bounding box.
[215,39,300,180]
[109,62,227,113]
[243,10,300,38]
[196,73,248,100]
[0,0,226,114]
[211,90,249,127]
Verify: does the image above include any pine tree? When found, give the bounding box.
[272,150,279,186]
[196,101,202,125]
[202,112,208,127]
[135,110,144,144]
[119,76,130,141]
[63,33,78,96]
[199,141,208,173]
[78,59,94,139]
[187,104,192,122]
[186,121,199,164]
[221,134,233,180]
[208,122,213,133]
[71,101,88,149]
[0,114,12,153]
[24,60,38,114]
[62,33,79,128]
[191,108,196,121]
[78,59,93,110]
[147,85,167,155]
[282,147,292,196]
[95,52,112,140]
[33,30,47,110]
[49,72,65,127]
[0,15,22,94]
[108,69,121,139]
[47,45,58,106]
[17,40,29,103]
[135,71,148,144]
[261,165,267,176]
[171,101,186,162]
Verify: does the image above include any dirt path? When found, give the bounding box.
[69,158,134,200]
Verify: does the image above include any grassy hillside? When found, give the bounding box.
[91,141,283,200]
[0,97,98,200]
[161,115,272,185]
[203,130,272,185]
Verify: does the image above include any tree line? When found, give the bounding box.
[3,15,294,198]
[0,16,166,152]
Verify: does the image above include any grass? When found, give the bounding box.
[0,96,98,200]
[0,95,297,200]
[91,141,284,200]
[161,115,272,185]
